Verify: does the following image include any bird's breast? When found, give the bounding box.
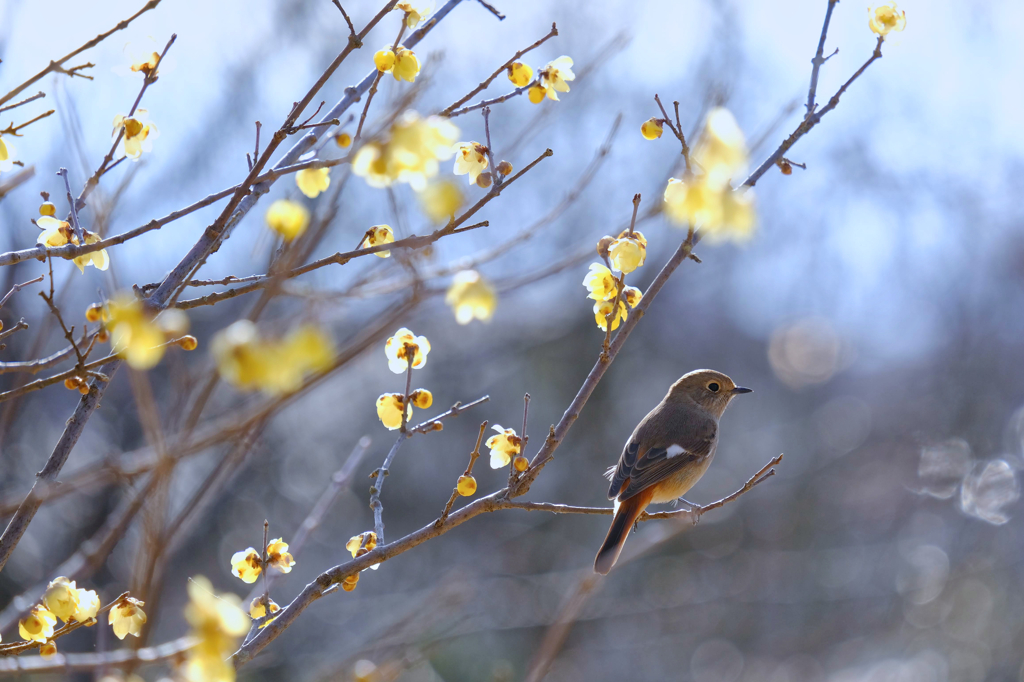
[648,453,714,504]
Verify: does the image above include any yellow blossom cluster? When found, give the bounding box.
[418,180,464,222]
[583,254,643,332]
[360,224,395,257]
[93,296,190,370]
[869,1,906,37]
[230,538,295,584]
[662,107,756,243]
[376,389,431,430]
[265,199,310,241]
[346,531,380,579]
[183,577,250,682]
[528,56,575,103]
[16,577,103,650]
[486,425,522,469]
[445,270,497,324]
[353,111,458,190]
[112,110,157,160]
[296,167,330,198]
[36,216,109,273]
[373,45,421,82]
[212,321,334,395]
[249,596,280,621]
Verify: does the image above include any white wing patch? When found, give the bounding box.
[666,444,687,458]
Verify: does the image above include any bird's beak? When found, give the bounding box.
[730,386,752,395]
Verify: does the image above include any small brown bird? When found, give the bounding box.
[594,369,751,574]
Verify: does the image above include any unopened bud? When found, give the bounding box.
[596,236,614,260]
[39,202,56,217]
[513,455,529,472]
[496,160,513,176]
[96,329,109,343]
[79,383,90,395]
[457,475,477,496]
[85,303,103,323]
[778,159,793,175]
[64,377,82,391]
[475,172,492,189]
[39,640,57,658]
[176,335,198,351]
[335,132,352,148]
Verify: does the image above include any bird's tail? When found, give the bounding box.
[594,489,653,575]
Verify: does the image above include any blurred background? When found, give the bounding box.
[2,0,1024,680]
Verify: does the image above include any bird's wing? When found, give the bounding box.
[607,414,717,502]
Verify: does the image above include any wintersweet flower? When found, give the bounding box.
[641,118,664,140]
[43,577,80,622]
[594,299,628,332]
[376,393,411,430]
[104,295,167,370]
[72,588,101,622]
[663,177,756,243]
[19,605,57,643]
[374,46,420,82]
[453,142,489,184]
[396,0,432,27]
[507,61,533,87]
[265,199,310,241]
[0,135,16,172]
[410,389,432,409]
[374,48,396,72]
[113,38,170,78]
[608,230,647,274]
[583,262,617,301]
[353,111,458,190]
[112,109,158,160]
[486,425,522,469]
[296,167,330,198]
[418,181,464,222]
[183,576,249,682]
[346,532,378,558]
[622,285,643,308]
[212,321,334,396]
[249,597,280,620]
[39,640,57,658]
[230,547,262,583]
[695,108,748,186]
[266,538,295,573]
[445,270,497,324]
[36,217,110,273]
[109,597,147,639]
[360,224,395,258]
[528,84,546,104]
[384,327,431,373]
[537,56,575,101]
[869,1,906,37]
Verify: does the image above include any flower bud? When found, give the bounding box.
[39,202,56,217]
[85,303,104,323]
[176,335,198,351]
[457,475,477,496]
[778,159,793,175]
[496,160,513,176]
[596,236,614,260]
[335,132,352,148]
[475,172,493,189]
[513,455,529,472]
[641,118,664,140]
[64,377,82,391]
[97,329,109,343]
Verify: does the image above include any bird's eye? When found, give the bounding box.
[707,382,720,393]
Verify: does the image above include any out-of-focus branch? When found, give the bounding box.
[805,0,840,117]
[0,636,192,674]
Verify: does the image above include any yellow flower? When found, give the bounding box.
[361,224,395,258]
[112,109,158,160]
[230,547,262,583]
[352,111,458,190]
[583,262,618,302]
[695,108,748,186]
[528,84,546,104]
[663,177,756,242]
[19,605,57,643]
[410,389,432,409]
[109,597,147,640]
[641,118,664,140]
[374,48,396,72]
[266,538,295,574]
[445,270,496,324]
[43,577,80,622]
[0,135,16,172]
[384,327,431,373]
[608,230,647,274]
[537,56,575,101]
[115,38,166,78]
[265,199,310,241]
[457,475,477,496]
[39,640,57,658]
[486,425,521,469]
[376,45,420,82]
[183,576,249,682]
[418,180,464,222]
[869,1,906,36]
[376,393,411,430]
[36,216,110,273]
[249,597,280,620]
[296,167,330,198]
[212,321,334,396]
[104,295,167,370]
[336,132,352,148]
[72,588,101,623]
[594,299,628,332]
[346,532,378,558]
[622,285,642,308]
[396,1,432,28]
[508,61,534,87]
[453,142,489,184]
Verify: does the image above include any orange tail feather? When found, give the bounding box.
[594,489,653,575]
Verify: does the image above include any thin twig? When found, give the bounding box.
[58,168,86,245]
[0,91,45,114]
[806,0,839,117]
[437,422,488,526]
[0,275,43,310]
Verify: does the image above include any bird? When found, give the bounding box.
[594,369,751,574]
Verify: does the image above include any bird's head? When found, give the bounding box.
[667,368,752,418]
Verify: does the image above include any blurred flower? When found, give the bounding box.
[641,118,663,140]
[396,0,432,27]
[583,263,617,302]
[336,132,352,148]
[266,538,295,573]
[663,177,756,242]
[384,327,430,373]
[453,142,489,184]
[457,475,477,496]
[230,547,262,583]
[410,389,432,408]
[445,270,497,324]
[265,199,310,241]
[36,216,110,273]
[183,576,249,682]
[104,295,167,370]
[608,230,647,274]
[375,46,420,81]
[528,84,546,104]
[353,111,458,190]
[376,393,411,430]
[39,640,57,658]
[213,321,334,395]
[537,56,575,101]
[869,1,906,37]
[486,425,521,469]
[622,285,642,308]
[296,167,330,198]
[249,597,280,620]
[361,224,395,257]
[696,108,748,184]
[113,38,169,78]
[112,110,158,160]
[346,532,378,558]
[960,460,1019,525]
[73,588,101,622]
[0,135,16,172]
[594,299,627,331]
[418,180,464,222]
[19,605,57,643]
[109,598,146,640]
[507,61,533,87]
[43,577,80,622]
